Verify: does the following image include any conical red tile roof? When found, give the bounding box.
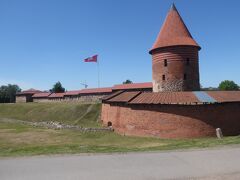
[150,4,200,54]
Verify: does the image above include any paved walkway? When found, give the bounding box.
[1,146,240,180]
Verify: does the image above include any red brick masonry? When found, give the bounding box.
[101,91,240,139]
[101,103,240,139]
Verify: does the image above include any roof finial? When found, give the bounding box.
[170,3,177,11]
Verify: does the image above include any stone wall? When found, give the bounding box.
[101,102,240,138]
[16,96,27,103]
[64,96,79,101]
[33,98,51,103]
[32,94,106,103]
[152,46,200,92]
[16,95,33,103]
[78,95,106,102]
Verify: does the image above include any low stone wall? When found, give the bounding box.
[78,95,105,102]
[16,96,27,103]
[32,95,105,103]
[33,98,51,103]
[0,118,113,132]
[16,95,33,103]
[101,102,240,138]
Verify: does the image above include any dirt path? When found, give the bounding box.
[74,104,95,125]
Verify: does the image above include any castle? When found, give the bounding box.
[101,4,240,138]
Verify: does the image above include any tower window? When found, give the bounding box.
[162,75,165,81]
[107,122,112,127]
[184,74,187,80]
[164,59,167,67]
[186,58,190,65]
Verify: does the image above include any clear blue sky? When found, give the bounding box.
[0,0,240,91]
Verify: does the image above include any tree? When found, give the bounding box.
[50,81,65,93]
[0,84,21,103]
[123,79,133,84]
[218,80,239,91]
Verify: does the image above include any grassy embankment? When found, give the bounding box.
[0,102,101,127]
[0,102,240,157]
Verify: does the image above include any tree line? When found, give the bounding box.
[0,84,21,103]
[202,80,239,91]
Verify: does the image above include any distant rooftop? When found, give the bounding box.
[17,88,42,95]
[18,82,153,97]
[32,92,51,98]
[113,82,152,90]
[79,87,112,94]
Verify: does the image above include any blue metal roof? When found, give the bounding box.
[193,91,217,103]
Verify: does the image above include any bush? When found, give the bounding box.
[218,80,239,91]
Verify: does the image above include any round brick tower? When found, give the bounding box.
[149,4,201,92]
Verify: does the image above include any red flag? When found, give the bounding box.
[84,55,98,62]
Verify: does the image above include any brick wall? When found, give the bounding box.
[101,102,240,138]
[152,46,200,92]
[32,94,106,103]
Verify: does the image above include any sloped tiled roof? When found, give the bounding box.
[102,90,125,101]
[108,91,141,103]
[65,90,82,96]
[17,88,42,95]
[32,92,51,98]
[206,91,240,103]
[79,87,112,94]
[113,82,152,90]
[103,91,240,105]
[150,4,200,54]
[130,92,200,104]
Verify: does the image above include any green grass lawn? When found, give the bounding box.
[1,120,240,157]
[0,102,240,157]
[0,102,101,127]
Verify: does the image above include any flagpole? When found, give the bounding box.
[97,57,100,88]
[84,54,99,88]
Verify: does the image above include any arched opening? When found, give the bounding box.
[107,121,112,127]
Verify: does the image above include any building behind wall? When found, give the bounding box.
[64,90,82,101]
[32,92,52,102]
[18,83,153,103]
[48,93,65,101]
[16,89,42,103]
[112,82,152,92]
[78,87,112,102]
